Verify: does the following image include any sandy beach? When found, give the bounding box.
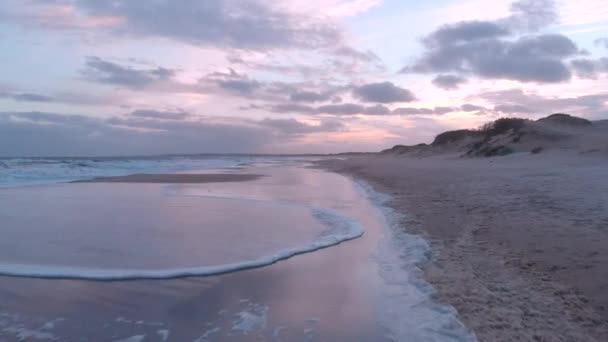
[321,152,608,341]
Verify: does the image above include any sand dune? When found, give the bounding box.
[383,113,608,157]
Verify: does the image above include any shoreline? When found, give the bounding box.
[354,178,476,340]
[319,153,608,341]
[72,173,264,183]
[0,161,474,340]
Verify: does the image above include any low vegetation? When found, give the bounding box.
[431,129,481,146]
[538,113,592,126]
[479,118,527,137]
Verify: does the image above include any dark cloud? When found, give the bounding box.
[289,91,333,103]
[510,34,578,57]
[261,82,295,96]
[0,110,365,156]
[595,38,608,49]
[424,21,510,46]
[405,32,578,83]
[80,60,342,103]
[268,102,392,116]
[392,107,435,115]
[13,93,54,102]
[0,92,54,102]
[501,0,558,32]
[6,111,101,126]
[217,79,261,94]
[0,86,128,106]
[130,109,190,120]
[79,57,349,103]
[392,107,456,115]
[70,0,341,50]
[363,104,392,115]
[402,0,579,84]
[258,118,344,135]
[268,103,317,114]
[570,58,608,79]
[333,46,380,63]
[352,82,415,103]
[2,111,349,156]
[317,103,367,115]
[476,88,608,118]
[205,68,263,95]
[53,92,124,106]
[393,103,488,115]
[316,103,392,115]
[432,74,468,90]
[431,106,455,115]
[203,69,348,102]
[285,83,347,103]
[460,104,488,112]
[81,57,175,88]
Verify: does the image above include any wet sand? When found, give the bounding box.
[0,162,472,341]
[73,173,263,183]
[321,152,608,341]
[0,166,382,340]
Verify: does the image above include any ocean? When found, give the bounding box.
[0,155,310,187]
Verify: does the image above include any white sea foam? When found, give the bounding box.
[112,335,145,342]
[193,327,220,342]
[1,326,56,341]
[355,180,477,342]
[0,206,363,280]
[272,326,287,341]
[157,329,170,341]
[231,304,268,334]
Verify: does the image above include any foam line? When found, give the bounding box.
[354,179,477,341]
[0,208,363,281]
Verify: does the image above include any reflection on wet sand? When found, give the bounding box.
[0,164,383,340]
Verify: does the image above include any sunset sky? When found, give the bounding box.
[1,0,607,156]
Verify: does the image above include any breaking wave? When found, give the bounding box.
[0,206,363,281]
[0,156,255,187]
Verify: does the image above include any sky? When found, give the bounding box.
[0,0,607,156]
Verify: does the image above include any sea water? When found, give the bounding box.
[0,155,312,187]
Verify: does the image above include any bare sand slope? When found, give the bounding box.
[322,152,608,341]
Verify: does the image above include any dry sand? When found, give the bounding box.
[321,151,608,341]
[73,173,263,183]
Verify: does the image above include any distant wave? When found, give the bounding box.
[0,156,253,187]
[0,207,363,281]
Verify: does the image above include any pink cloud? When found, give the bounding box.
[279,0,381,18]
[18,4,125,30]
